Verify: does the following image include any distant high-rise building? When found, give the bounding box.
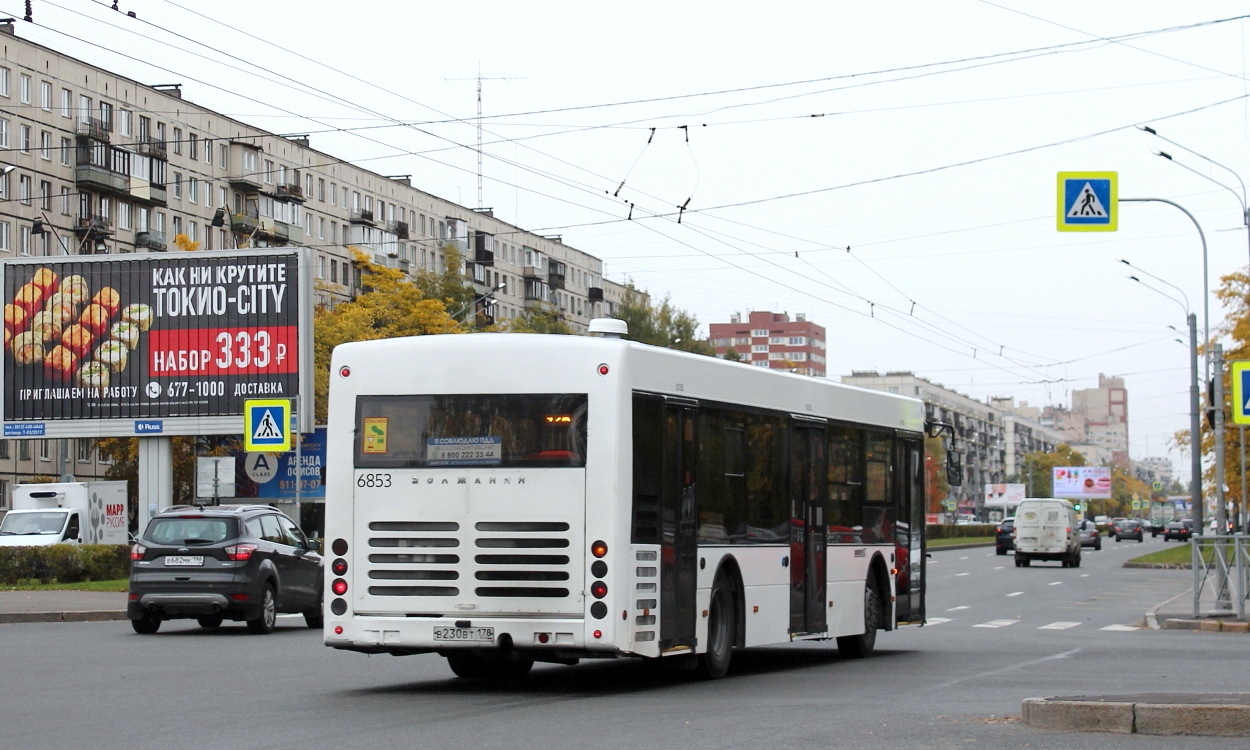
[1069,374,1129,466]
[709,311,827,377]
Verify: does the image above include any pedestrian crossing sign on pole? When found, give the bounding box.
[1230,361,1250,425]
[1057,171,1117,232]
[244,399,291,452]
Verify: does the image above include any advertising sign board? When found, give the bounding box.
[0,248,311,437]
[983,483,1026,508]
[234,427,326,500]
[1052,466,1112,499]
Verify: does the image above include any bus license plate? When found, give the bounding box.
[433,627,494,642]
[165,556,204,566]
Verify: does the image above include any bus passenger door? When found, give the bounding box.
[660,402,698,651]
[895,438,925,623]
[789,421,828,635]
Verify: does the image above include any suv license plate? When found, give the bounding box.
[433,627,494,642]
[165,556,204,567]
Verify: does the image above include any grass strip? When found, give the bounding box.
[929,536,995,548]
[1,578,128,592]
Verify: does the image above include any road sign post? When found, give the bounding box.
[1057,172,1118,232]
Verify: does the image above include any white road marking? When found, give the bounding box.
[1006,591,1023,597]
[959,556,969,560]
[956,572,970,577]
[1080,574,1090,578]
[947,605,970,611]
[993,566,1004,570]
[1101,624,1140,632]
[926,648,1081,691]
[927,617,953,625]
[1039,621,1081,630]
[974,619,1019,628]
[277,614,303,619]
[1048,581,1063,586]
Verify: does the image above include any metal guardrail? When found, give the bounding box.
[1192,535,1249,619]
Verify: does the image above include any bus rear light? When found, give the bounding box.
[332,579,349,596]
[331,599,348,616]
[225,543,257,561]
[332,558,348,576]
[891,568,898,576]
[591,560,607,577]
[130,544,146,561]
[591,581,608,599]
[591,540,608,558]
[332,538,349,556]
[339,366,351,378]
[537,633,550,644]
[334,626,343,635]
[590,602,607,619]
[593,630,602,639]
[597,364,609,376]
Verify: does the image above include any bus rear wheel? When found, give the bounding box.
[446,652,534,680]
[697,579,735,679]
[837,578,880,659]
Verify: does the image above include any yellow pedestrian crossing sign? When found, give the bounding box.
[1057,172,1117,232]
[244,399,291,452]
[1231,361,1250,425]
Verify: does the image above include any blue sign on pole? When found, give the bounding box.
[1056,171,1118,232]
[235,427,326,500]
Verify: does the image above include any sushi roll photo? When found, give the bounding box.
[30,267,59,296]
[76,361,109,391]
[120,303,153,332]
[78,303,112,337]
[27,311,62,344]
[60,324,95,359]
[13,283,44,315]
[4,303,27,335]
[12,331,45,366]
[58,275,90,306]
[91,287,121,316]
[109,321,140,349]
[94,339,129,373]
[43,344,78,380]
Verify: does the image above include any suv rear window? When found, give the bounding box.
[146,517,237,545]
[354,394,588,469]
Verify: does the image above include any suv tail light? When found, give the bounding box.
[130,543,146,561]
[226,543,258,561]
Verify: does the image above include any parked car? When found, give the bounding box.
[1162,520,1192,542]
[1115,519,1144,543]
[1108,517,1127,537]
[128,504,323,635]
[995,517,1015,555]
[1078,519,1101,550]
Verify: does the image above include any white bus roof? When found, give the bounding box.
[332,333,925,435]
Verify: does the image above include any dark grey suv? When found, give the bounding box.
[128,505,323,635]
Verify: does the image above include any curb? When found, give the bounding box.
[1123,562,1190,569]
[1163,618,1250,632]
[0,610,127,624]
[1023,694,1250,736]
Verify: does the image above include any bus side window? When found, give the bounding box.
[827,426,863,544]
[631,395,663,544]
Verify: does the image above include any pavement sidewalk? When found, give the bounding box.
[0,590,128,623]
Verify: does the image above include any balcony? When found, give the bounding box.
[72,214,114,237]
[75,117,111,143]
[231,212,259,235]
[350,208,375,226]
[74,163,130,197]
[135,230,167,252]
[135,137,167,160]
[547,271,566,290]
[588,286,604,302]
[390,220,409,239]
[474,247,494,266]
[275,182,305,202]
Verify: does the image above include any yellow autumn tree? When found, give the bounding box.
[173,233,200,251]
[312,249,464,422]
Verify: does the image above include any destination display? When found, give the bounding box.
[0,249,310,435]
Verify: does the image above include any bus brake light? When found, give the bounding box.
[332,579,349,596]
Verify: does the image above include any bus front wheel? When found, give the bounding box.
[837,578,881,659]
[697,578,735,679]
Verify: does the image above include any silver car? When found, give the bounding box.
[1078,519,1101,550]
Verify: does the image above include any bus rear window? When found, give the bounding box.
[354,394,588,468]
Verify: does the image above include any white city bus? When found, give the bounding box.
[323,322,930,679]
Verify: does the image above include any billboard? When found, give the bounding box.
[983,483,1026,508]
[0,248,311,438]
[1052,466,1112,499]
[233,427,326,500]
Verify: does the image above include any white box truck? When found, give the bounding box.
[1013,497,1081,568]
[0,481,129,547]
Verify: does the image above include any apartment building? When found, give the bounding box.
[708,311,827,377]
[0,21,627,333]
[0,22,638,500]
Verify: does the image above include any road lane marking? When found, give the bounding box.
[956,572,970,577]
[993,566,1004,570]
[1006,591,1023,597]
[1049,581,1063,586]
[926,647,1081,690]
[1100,624,1140,631]
[974,619,1018,628]
[947,606,970,611]
[959,556,969,560]
[1039,621,1081,630]
[1080,574,1090,577]
[927,617,953,625]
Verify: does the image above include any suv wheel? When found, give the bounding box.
[196,615,223,629]
[305,590,324,629]
[131,615,160,634]
[247,584,277,635]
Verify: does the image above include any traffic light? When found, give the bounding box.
[1073,502,1082,512]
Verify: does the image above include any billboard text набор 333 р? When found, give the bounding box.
[0,248,311,437]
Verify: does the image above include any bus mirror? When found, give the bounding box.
[947,451,963,486]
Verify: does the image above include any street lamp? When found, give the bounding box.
[1125,265,1202,537]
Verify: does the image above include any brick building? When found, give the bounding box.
[709,311,827,377]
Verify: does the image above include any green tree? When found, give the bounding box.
[411,243,476,322]
[506,307,574,335]
[615,285,714,355]
[723,346,743,362]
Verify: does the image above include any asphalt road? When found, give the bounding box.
[2,534,1245,750]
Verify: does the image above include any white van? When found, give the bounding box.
[1013,497,1080,568]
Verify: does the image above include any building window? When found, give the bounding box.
[330,221,337,244]
[172,215,182,237]
[40,81,51,111]
[331,259,338,284]
[39,131,50,160]
[0,221,9,252]
[172,127,182,155]
[39,181,50,211]
[99,102,112,130]
[220,143,228,169]
[752,344,768,352]
[0,440,8,459]
[172,172,181,198]
[118,202,131,230]
[39,439,49,461]
[329,183,336,205]
[189,133,197,161]
[317,254,325,279]
[60,186,71,215]
[0,118,8,148]
[156,121,165,143]
[19,125,30,153]
[0,68,9,97]
[60,136,71,166]
[318,217,324,239]
[138,115,150,140]
[204,138,211,165]
[19,175,30,205]
[78,94,91,123]
[60,87,70,117]
[263,159,274,183]
[19,74,30,104]
[188,221,197,244]
[188,177,198,204]
[118,109,131,136]
[751,329,768,337]
[77,438,92,462]
[18,440,29,461]
[318,178,325,202]
[218,186,227,208]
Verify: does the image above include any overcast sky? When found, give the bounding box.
[17,1,1250,471]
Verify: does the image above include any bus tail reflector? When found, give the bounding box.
[593,630,602,639]
[334,626,343,635]
[332,579,349,596]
